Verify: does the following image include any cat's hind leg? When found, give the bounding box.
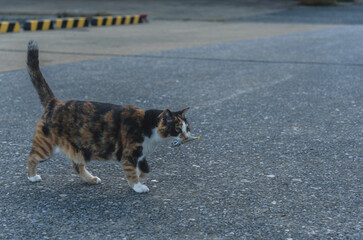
[27,125,54,182]
[72,162,101,184]
[59,139,101,184]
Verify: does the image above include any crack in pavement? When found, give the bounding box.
[134,55,363,68]
[2,48,361,68]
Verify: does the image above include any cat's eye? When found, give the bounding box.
[175,127,182,133]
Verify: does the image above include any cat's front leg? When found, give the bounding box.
[121,157,149,193]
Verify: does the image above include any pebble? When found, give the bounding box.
[292,178,302,182]
[132,200,143,206]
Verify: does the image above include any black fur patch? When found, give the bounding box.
[128,156,138,167]
[42,124,50,137]
[82,148,92,162]
[169,124,179,137]
[45,98,56,121]
[132,146,143,158]
[116,147,123,161]
[97,143,115,160]
[138,158,150,173]
[143,110,162,137]
[72,162,80,174]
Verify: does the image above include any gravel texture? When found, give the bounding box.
[0,27,362,239]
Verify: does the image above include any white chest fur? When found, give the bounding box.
[141,128,165,157]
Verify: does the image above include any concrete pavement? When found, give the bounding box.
[3,0,359,72]
[1,24,362,239]
[0,21,340,72]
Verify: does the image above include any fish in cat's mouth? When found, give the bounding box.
[171,136,200,148]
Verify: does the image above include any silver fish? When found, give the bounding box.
[171,136,200,148]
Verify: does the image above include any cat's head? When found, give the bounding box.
[157,108,191,143]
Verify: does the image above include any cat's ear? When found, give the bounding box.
[177,107,190,118]
[159,109,173,124]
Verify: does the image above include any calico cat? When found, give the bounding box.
[26,41,191,193]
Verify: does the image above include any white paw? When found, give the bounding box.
[28,175,42,182]
[95,177,102,184]
[133,182,149,193]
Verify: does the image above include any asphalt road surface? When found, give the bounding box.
[1,0,363,238]
[0,23,362,239]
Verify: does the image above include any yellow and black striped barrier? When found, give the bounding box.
[0,21,20,33]
[91,14,147,27]
[23,19,54,31]
[54,17,89,29]
[2,14,147,33]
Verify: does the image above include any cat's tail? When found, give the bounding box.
[27,40,56,108]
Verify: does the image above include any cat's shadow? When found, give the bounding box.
[25,180,159,221]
